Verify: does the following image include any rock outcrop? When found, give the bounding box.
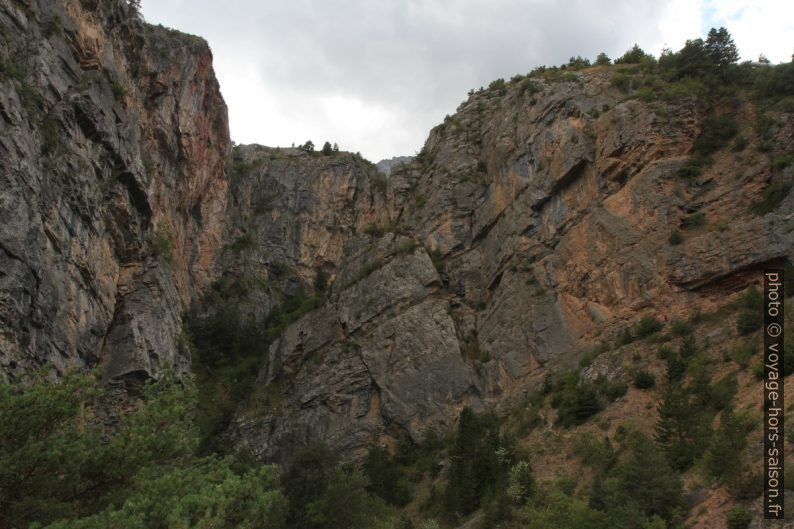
[2,0,793,476]
[226,71,794,462]
[0,0,228,381]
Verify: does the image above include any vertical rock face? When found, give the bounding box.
[226,71,794,462]
[2,0,793,469]
[0,0,228,381]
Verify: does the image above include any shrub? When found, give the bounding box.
[551,372,602,427]
[730,342,756,367]
[726,507,752,529]
[595,377,628,401]
[693,114,738,156]
[525,491,609,529]
[635,315,663,338]
[681,212,706,229]
[579,342,609,368]
[736,310,762,335]
[573,432,615,471]
[706,406,749,483]
[147,222,174,262]
[632,369,656,389]
[567,56,591,69]
[668,230,684,245]
[322,141,334,155]
[595,52,611,66]
[506,460,535,503]
[591,434,684,525]
[615,44,654,65]
[0,373,288,529]
[676,156,706,178]
[611,73,632,92]
[710,373,738,411]
[488,78,506,92]
[364,444,412,507]
[670,319,693,336]
[371,172,388,193]
[618,327,635,346]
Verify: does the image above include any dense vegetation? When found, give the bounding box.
[0,373,287,529]
[2,284,789,528]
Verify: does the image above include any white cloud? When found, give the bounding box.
[141,0,791,161]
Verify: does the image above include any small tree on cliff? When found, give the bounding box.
[705,27,739,69]
[322,141,333,155]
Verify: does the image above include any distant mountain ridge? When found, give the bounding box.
[375,155,414,176]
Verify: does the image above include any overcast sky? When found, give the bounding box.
[141,0,793,161]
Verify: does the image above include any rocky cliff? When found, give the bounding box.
[2,0,793,487]
[226,70,794,464]
[0,0,228,382]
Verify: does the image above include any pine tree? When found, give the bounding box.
[705,406,748,482]
[655,387,710,470]
[705,27,739,69]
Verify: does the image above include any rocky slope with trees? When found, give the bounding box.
[1,2,793,528]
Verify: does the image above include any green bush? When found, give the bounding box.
[567,56,591,69]
[615,44,655,65]
[550,372,602,427]
[709,373,738,411]
[681,212,706,229]
[618,327,635,345]
[693,114,738,156]
[736,310,762,335]
[488,78,506,92]
[705,406,749,483]
[147,222,174,262]
[525,491,609,529]
[0,373,287,529]
[595,52,611,66]
[670,319,693,336]
[573,432,615,471]
[590,434,684,525]
[730,342,756,367]
[611,73,632,92]
[668,230,684,245]
[505,460,535,503]
[364,444,412,507]
[371,172,388,193]
[725,507,752,529]
[632,369,656,389]
[635,315,663,338]
[676,155,706,179]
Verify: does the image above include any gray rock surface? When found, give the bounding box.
[0,0,228,381]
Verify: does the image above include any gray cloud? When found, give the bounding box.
[141,0,695,160]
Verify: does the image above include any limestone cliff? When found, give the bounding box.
[1,0,793,485]
[226,70,794,463]
[0,0,228,381]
